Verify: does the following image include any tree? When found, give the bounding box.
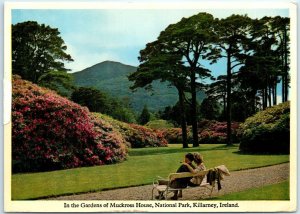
[138,105,151,125]
[37,70,75,97]
[12,21,73,83]
[129,46,191,148]
[208,15,252,144]
[199,97,220,120]
[71,87,110,113]
[151,12,216,147]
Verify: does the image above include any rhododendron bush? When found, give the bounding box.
[12,75,127,173]
[238,102,290,154]
[94,113,168,148]
[162,128,193,144]
[198,120,240,144]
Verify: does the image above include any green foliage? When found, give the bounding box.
[145,120,174,129]
[138,105,150,125]
[71,87,111,113]
[71,87,137,123]
[12,21,73,83]
[238,102,290,153]
[37,70,74,97]
[199,97,220,120]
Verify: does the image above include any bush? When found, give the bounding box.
[198,120,240,144]
[238,102,290,154]
[12,75,127,173]
[162,128,193,144]
[146,120,174,129]
[93,113,168,148]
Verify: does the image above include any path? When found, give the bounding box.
[49,163,289,200]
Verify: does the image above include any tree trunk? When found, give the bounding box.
[281,43,285,103]
[273,82,277,105]
[284,26,288,102]
[190,69,199,147]
[226,50,232,145]
[177,88,188,148]
[268,86,272,107]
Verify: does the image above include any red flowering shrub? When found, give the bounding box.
[162,128,193,144]
[94,113,168,148]
[198,120,240,144]
[12,75,127,173]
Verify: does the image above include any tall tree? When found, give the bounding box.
[208,15,252,144]
[129,45,190,148]
[157,12,216,147]
[12,21,73,83]
[271,16,290,102]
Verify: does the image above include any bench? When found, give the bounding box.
[151,170,215,200]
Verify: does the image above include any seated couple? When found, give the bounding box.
[157,152,206,200]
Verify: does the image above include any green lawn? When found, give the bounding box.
[11,144,289,200]
[210,180,289,200]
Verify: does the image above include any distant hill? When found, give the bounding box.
[72,61,205,112]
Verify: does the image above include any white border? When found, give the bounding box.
[4,1,297,212]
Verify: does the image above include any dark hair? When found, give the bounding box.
[185,153,194,162]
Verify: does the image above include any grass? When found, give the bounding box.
[11,144,289,200]
[210,180,289,200]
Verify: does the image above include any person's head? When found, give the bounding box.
[185,153,194,163]
[193,152,204,165]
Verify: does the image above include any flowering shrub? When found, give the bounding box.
[162,128,193,144]
[12,75,127,173]
[94,113,168,148]
[198,120,240,144]
[238,102,290,154]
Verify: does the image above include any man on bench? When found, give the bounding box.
[156,153,205,200]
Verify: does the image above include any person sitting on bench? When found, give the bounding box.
[182,152,206,186]
[156,153,195,200]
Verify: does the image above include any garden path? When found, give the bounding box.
[49,163,289,200]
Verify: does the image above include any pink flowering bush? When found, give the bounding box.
[94,113,168,148]
[12,75,127,173]
[162,128,193,144]
[198,119,240,144]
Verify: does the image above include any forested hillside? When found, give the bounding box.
[72,61,204,112]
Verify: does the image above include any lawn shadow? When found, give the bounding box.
[129,144,239,156]
[233,150,290,156]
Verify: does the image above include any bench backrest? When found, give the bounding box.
[168,170,209,180]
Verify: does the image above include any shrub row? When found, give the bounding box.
[94,113,168,148]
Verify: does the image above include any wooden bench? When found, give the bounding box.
[151,170,215,200]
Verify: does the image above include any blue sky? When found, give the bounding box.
[12,8,289,79]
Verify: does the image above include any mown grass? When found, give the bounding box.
[210,180,289,200]
[11,144,289,200]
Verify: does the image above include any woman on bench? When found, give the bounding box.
[183,152,206,186]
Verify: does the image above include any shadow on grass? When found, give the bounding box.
[233,150,290,156]
[129,144,239,156]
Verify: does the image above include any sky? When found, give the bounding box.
[12,8,289,78]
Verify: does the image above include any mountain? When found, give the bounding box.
[72,61,205,112]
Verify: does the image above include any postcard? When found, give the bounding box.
[3,1,297,212]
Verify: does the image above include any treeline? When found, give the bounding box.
[128,13,290,148]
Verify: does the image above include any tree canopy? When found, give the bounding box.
[12,21,73,83]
